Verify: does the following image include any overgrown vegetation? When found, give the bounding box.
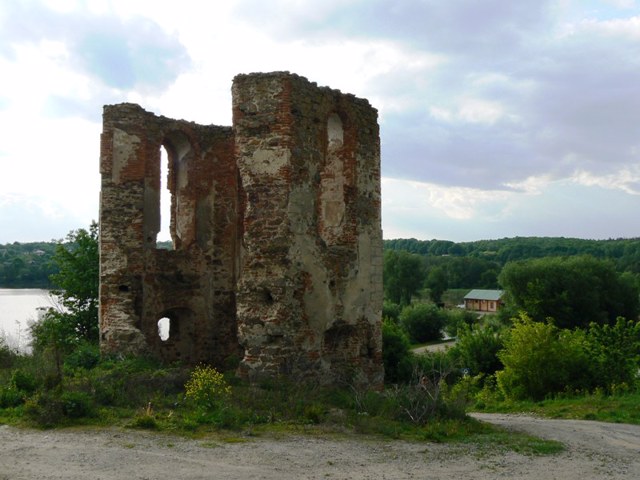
[382,241,640,424]
[1,226,565,456]
[4,227,640,454]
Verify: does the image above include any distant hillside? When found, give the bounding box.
[384,237,640,275]
[0,241,58,288]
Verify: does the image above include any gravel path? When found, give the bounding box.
[1,414,639,479]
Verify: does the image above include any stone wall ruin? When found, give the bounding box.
[99,72,383,386]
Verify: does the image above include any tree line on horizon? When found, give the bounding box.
[2,235,640,289]
[0,239,173,289]
[383,236,640,292]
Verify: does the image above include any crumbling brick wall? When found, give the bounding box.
[99,72,383,386]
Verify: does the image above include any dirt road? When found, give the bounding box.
[1,414,639,479]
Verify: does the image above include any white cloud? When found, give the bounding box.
[1,0,640,242]
[382,177,512,221]
[573,168,640,194]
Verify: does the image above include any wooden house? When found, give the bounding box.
[463,289,504,312]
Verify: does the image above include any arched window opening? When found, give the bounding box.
[158,317,171,341]
[320,113,346,245]
[161,132,195,249]
[327,113,344,149]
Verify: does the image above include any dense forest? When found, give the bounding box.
[385,236,640,268]
[384,236,640,290]
[0,239,173,288]
[0,242,59,288]
[2,236,640,289]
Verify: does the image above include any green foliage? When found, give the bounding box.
[130,413,159,430]
[383,250,424,305]
[470,389,640,426]
[0,241,58,288]
[448,323,505,376]
[499,255,640,329]
[27,223,100,382]
[47,222,99,344]
[60,391,94,418]
[10,369,38,394]
[381,319,413,384]
[24,392,65,427]
[583,318,640,390]
[382,300,402,323]
[30,312,80,382]
[184,365,231,411]
[0,337,18,369]
[0,386,23,408]
[496,315,589,400]
[63,343,100,372]
[443,308,478,338]
[88,357,186,408]
[386,350,465,425]
[384,237,640,295]
[425,266,448,303]
[399,303,445,343]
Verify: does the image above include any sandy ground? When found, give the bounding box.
[0,413,639,479]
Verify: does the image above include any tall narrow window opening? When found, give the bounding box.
[158,146,172,244]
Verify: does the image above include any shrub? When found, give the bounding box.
[60,391,94,418]
[130,410,158,430]
[0,339,18,369]
[24,392,65,427]
[496,314,588,400]
[10,369,38,395]
[385,351,460,425]
[583,317,640,391]
[382,301,402,323]
[64,343,100,372]
[443,309,477,338]
[87,357,185,408]
[399,303,446,343]
[382,319,413,384]
[448,323,504,376]
[0,386,24,408]
[185,365,231,411]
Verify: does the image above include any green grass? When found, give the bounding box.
[471,390,640,425]
[0,352,569,457]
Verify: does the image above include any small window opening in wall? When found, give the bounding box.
[261,288,275,305]
[118,285,129,293]
[158,317,170,342]
[327,113,344,149]
[158,146,172,246]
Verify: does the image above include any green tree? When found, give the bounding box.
[499,255,639,329]
[425,266,448,304]
[31,223,99,353]
[383,250,424,305]
[496,314,588,400]
[48,223,100,343]
[30,223,99,381]
[448,323,504,376]
[382,319,413,384]
[399,303,445,343]
[583,317,640,391]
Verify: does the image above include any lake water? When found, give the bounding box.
[0,289,53,351]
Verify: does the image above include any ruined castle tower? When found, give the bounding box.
[99,72,383,385]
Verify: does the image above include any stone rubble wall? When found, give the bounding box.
[99,72,382,386]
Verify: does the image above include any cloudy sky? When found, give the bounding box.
[1,0,639,243]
